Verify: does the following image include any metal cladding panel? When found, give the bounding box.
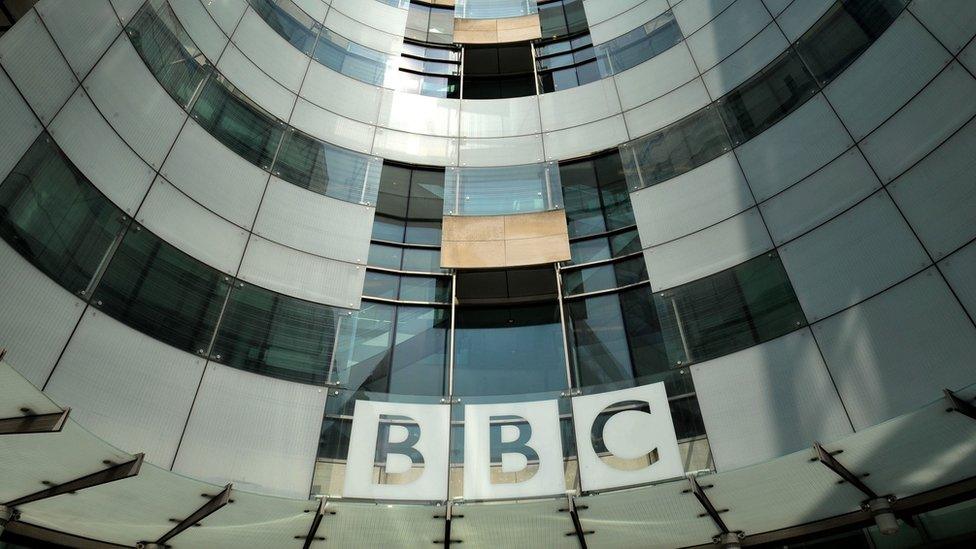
[172,363,327,499]
[939,239,976,319]
[888,116,976,259]
[325,8,403,54]
[672,0,736,35]
[812,268,976,430]
[252,176,374,264]
[464,95,541,137]
[909,0,976,53]
[160,120,268,228]
[684,0,770,71]
[779,191,931,322]
[217,44,296,121]
[372,127,459,166]
[644,207,773,291]
[291,98,377,154]
[775,0,833,42]
[0,10,78,125]
[451,499,578,548]
[962,34,976,73]
[761,0,791,17]
[860,62,976,183]
[583,0,644,26]
[460,134,545,167]
[691,329,853,471]
[137,178,249,274]
[323,501,444,548]
[623,78,710,139]
[231,8,308,92]
[83,36,187,170]
[169,0,230,61]
[543,115,629,161]
[824,13,951,141]
[0,239,85,387]
[35,0,121,78]
[759,148,881,246]
[539,78,620,132]
[588,0,669,45]
[171,489,317,548]
[301,62,383,125]
[293,0,329,23]
[201,0,248,34]
[735,94,853,202]
[44,310,205,466]
[378,89,460,137]
[110,0,145,25]
[632,152,754,248]
[614,42,699,111]
[0,68,42,183]
[701,23,788,98]
[237,235,365,308]
[49,89,155,215]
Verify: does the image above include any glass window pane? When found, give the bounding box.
[613,255,647,286]
[388,306,448,395]
[539,2,568,38]
[190,75,284,169]
[564,0,588,34]
[367,242,403,270]
[563,263,616,295]
[92,226,228,354]
[569,237,611,264]
[404,168,444,245]
[0,135,125,294]
[453,303,568,396]
[314,30,391,86]
[211,283,341,384]
[246,0,320,54]
[332,301,395,392]
[620,285,671,378]
[595,10,682,75]
[372,164,410,242]
[595,152,634,230]
[560,159,606,238]
[128,0,208,108]
[445,163,563,216]
[610,228,642,257]
[398,275,450,303]
[401,247,443,273]
[567,293,635,387]
[363,270,399,299]
[273,129,381,203]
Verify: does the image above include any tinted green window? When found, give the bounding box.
[92,226,228,354]
[372,164,411,242]
[127,0,208,108]
[333,302,395,392]
[0,135,125,294]
[191,76,284,169]
[398,275,450,303]
[247,0,320,55]
[717,50,818,145]
[445,163,563,216]
[363,270,399,299]
[401,247,443,273]
[404,168,444,245]
[211,283,341,384]
[273,129,382,204]
[560,151,632,238]
[655,253,807,366]
[367,242,403,270]
[388,306,449,395]
[567,293,634,386]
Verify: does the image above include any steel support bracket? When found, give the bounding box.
[139,483,232,548]
[4,453,144,508]
[813,442,878,500]
[565,494,592,548]
[688,476,732,537]
[944,388,976,421]
[0,408,70,435]
[300,498,327,549]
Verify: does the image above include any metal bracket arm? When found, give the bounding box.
[302,498,327,549]
[4,453,144,507]
[688,476,730,535]
[0,408,70,435]
[944,388,976,420]
[141,484,232,548]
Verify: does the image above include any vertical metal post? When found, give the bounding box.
[448,271,458,396]
[666,294,693,365]
[554,264,575,390]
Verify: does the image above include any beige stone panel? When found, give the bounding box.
[496,14,539,30]
[503,210,568,240]
[497,26,542,43]
[442,239,507,268]
[505,234,571,267]
[454,18,496,31]
[443,214,506,242]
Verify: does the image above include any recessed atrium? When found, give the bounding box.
[0,0,975,547]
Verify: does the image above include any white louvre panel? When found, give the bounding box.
[291,98,376,154]
[173,489,317,547]
[909,0,976,53]
[939,240,976,317]
[860,62,976,183]
[231,8,308,92]
[632,152,754,248]
[577,481,714,549]
[372,127,459,166]
[300,62,382,125]
[49,89,155,214]
[252,176,374,264]
[613,43,699,111]
[623,78,710,139]
[888,117,976,259]
[21,462,218,548]
[588,0,669,45]
[759,148,881,246]
[169,0,229,61]
[539,79,620,133]
[463,96,541,138]
[700,23,788,98]
[325,8,402,54]
[378,90,459,137]
[672,0,736,35]
[0,68,41,182]
[544,115,629,161]
[110,0,144,25]
[0,10,78,125]
[761,0,791,18]
[0,357,61,418]
[160,121,268,228]
[217,44,296,121]
[324,502,444,547]
[238,235,365,308]
[293,0,329,23]
[583,0,643,26]
[812,268,976,429]
[644,207,773,291]
[775,0,833,42]
[685,0,770,71]
[736,94,853,202]
[452,499,578,548]
[44,310,205,466]
[172,364,326,499]
[691,329,853,471]
[83,36,187,170]
[704,448,865,537]
[824,13,951,141]
[201,0,248,34]
[0,419,132,507]
[460,135,545,167]
[35,0,121,78]
[0,239,85,387]
[136,178,249,274]
[779,191,930,322]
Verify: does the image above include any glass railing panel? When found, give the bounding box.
[273,128,383,204]
[247,0,321,55]
[444,163,564,216]
[313,28,395,86]
[455,0,538,19]
[595,10,683,76]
